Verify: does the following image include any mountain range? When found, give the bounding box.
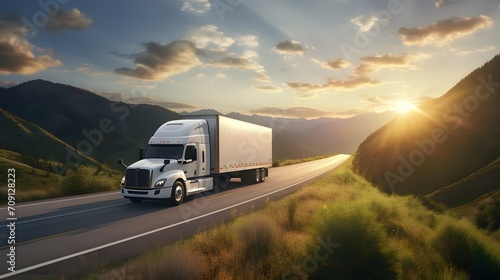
[353,54,500,208]
[0,79,396,172]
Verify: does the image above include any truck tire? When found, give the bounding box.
[242,169,260,184]
[260,168,266,182]
[170,181,185,206]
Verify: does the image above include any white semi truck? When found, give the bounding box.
[119,115,272,205]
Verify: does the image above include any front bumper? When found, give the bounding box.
[121,187,172,200]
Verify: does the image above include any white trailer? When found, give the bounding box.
[119,115,272,205]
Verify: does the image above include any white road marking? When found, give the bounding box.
[0,191,120,210]
[0,203,129,227]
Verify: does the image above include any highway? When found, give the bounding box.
[0,154,350,279]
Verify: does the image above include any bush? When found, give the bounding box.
[139,246,204,280]
[307,201,397,280]
[234,214,280,263]
[432,221,500,279]
[61,166,119,196]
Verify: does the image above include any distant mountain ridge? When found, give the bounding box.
[1,79,396,170]
[354,54,500,207]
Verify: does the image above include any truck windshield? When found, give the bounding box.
[145,144,184,159]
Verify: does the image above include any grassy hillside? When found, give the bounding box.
[0,108,99,168]
[0,149,122,202]
[353,54,500,198]
[428,156,500,207]
[88,159,500,280]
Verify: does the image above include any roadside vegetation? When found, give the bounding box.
[0,150,122,203]
[272,155,333,167]
[88,159,500,279]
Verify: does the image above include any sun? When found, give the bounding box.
[394,100,417,114]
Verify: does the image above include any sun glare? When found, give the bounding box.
[394,100,417,114]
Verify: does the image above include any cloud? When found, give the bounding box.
[253,85,282,93]
[354,53,428,76]
[435,0,463,8]
[46,8,93,32]
[248,106,332,119]
[181,0,211,14]
[311,58,350,70]
[186,25,234,51]
[398,15,493,46]
[115,40,201,80]
[237,35,259,48]
[286,53,428,94]
[287,75,380,93]
[0,14,62,75]
[351,15,378,32]
[207,56,260,70]
[274,40,306,56]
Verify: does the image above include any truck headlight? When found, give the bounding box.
[155,179,167,188]
[120,176,125,187]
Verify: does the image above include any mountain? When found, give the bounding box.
[1,79,398,171]
[0,79,179,168]
[228,111,397,157]
[353,54,500,205]
[0,108,99,168]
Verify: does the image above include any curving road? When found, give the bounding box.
[0,154,350,279]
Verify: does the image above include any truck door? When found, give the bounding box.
[183,144,199,190]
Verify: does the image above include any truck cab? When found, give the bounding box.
[120,119,214,205]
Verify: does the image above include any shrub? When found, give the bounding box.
[432,221,500,279]
[139,246,204,280]
[233,214,280,263]
[307,201,397,280]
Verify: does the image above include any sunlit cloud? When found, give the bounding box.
[0,14,62,75]
[237,35,259,48]
[186,25,234,51]
[311,58,350,70]
[114,40,201,80]
[181,0,211,14]
[398,15,493,46]
[435,0,463,8]
[451,46,496,55]
[252,85,282,93]
[248,106,332,119]
[351,15,378,32]
[354,53,429,76]
[46,8,93,33]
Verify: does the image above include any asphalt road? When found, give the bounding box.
[0,154,350,279]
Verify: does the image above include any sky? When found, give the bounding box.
[0,0,499,119]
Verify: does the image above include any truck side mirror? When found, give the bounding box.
[160,159,170,172]
[117,159,128,168]
[183,159,193,164]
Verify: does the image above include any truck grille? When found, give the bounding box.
[125,168,152,189]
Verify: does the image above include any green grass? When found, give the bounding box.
[272,155,334,167]
[72,158,500,279]
[0,150,122,203]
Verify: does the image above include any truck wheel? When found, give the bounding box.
[255,168,261,183]
[260,168,266,182]
[171,181,185,206]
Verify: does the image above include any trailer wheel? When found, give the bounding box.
[170,181,185,206]
[255,168,261,183]
[260,168,266,182]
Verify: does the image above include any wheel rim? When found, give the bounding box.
[174,184,183,201]
[255,169,260,183]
